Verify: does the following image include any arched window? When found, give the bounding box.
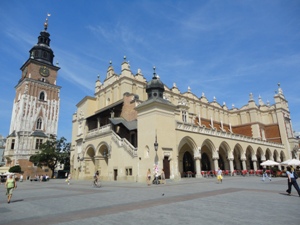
[182,111,187,123]
[39,92,45,101]
[36,118,42,130]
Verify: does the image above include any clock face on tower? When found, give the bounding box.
[39,66,50,77]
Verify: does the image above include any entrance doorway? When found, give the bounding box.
[114,169,118,181]
[201,153,211,171]
[163,156,170,179]
[183,152,194,173]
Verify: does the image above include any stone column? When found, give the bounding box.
[277,161,282,171]
[213,157,219,171]
[97,117,101,128]
[229,158,234,176]
[242,159,246,170]
[194,157,202,178]
[253,160,257,171]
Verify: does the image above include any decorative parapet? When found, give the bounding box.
[86,124,137,157]
[176,121,284,149]
[111,131,137,157]
[86,124,112,139]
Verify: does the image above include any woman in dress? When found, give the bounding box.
[217,167,223,183]
[5,174,17,203]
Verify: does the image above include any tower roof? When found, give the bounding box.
[146,67,165,100]
[28,14,55,66]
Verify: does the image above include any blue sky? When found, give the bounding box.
[0,0,299,142]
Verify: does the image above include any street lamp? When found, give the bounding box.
[77,154,84,172]
[154,135,158,152]
[154,133,159,184]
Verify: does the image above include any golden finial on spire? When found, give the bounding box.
[44,13,51,30]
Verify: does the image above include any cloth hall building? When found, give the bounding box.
[71,59,299,182]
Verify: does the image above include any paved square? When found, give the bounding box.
[0,176,299,225]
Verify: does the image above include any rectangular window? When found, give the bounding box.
[35,139,43,149]
[11,139,15,149]
[125,167,133,176]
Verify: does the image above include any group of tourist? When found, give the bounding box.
[146,168,166,186]
[2,165,299,205]
[30,174,50,182]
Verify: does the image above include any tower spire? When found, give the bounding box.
[44,13,51,31]
[27,13,55,65]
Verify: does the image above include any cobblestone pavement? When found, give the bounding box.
[0,176,299,225]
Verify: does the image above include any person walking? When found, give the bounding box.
[66,173,71,185]
[261,168,271,181]
[161,169,166,184]
[5,174,17,203]
[286,166,300,197]
[146,169,151,186]
[217,167,223,183]
[93,170,100,187]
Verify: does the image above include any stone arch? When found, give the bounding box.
[256,147,264,169]
[218,141,231,170]
[265,148,272,160]
[273,149,280,162]
[233,143,244,170]
[84,144,96,179]
[95,141,110,157]
[178,136,197,177]
[95,142,109,179]
[280,150,286,162]
[245,145,255,170]
[84,144,96,158]
[200,139,216,171]
[178,136,197,153]
[182,151,194,175]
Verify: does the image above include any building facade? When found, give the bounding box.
[3,17,60,177]
[71,59,299,182]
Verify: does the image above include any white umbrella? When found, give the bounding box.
[2,172,14,175]
[280,159,300,166]
[260,160,280,166]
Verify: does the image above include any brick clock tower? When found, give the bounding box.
[4,16,61,175]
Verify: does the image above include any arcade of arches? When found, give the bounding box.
[74,137,287,180]
[178,137,286,177]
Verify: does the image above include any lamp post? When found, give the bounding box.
[154,134,159,184]
[77,154,83,172]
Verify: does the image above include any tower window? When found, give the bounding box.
[36,118,42,130]
[11,139,15,150]
[43,52,48,58]
[39,92,45,101]
[35,139,43,149]
[182,111,187,123]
